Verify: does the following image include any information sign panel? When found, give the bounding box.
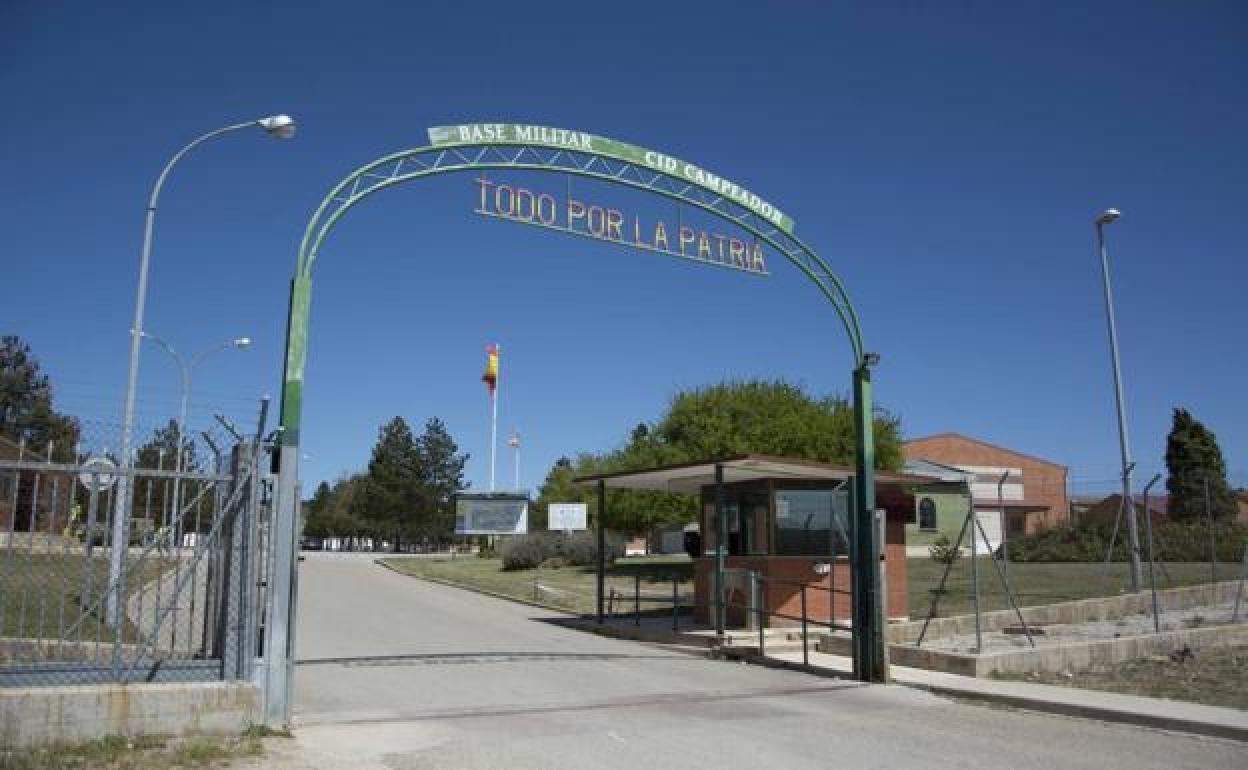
[455,495,529,535]
[547,502,587,531]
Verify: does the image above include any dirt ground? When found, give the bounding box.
[993,643,1248,710]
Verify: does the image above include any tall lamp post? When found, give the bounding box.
[508,429,520,491]
[139,333,251,541]
[1095,208,1143,592]
[108,115,295,626]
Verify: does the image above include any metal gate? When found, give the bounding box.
[0,406,272,688]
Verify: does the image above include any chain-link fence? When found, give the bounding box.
[0,414,270,687]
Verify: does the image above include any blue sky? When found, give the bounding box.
[4,1,1245,496]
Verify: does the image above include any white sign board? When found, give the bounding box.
[77,456,117,492]
[455,496,529,535]
[547,502,588,531]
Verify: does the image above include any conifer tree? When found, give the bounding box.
[1165,408,1237,520]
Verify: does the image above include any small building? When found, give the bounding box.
[577,454,935,628]
[903,433,1069,552]
[0,435,74,536]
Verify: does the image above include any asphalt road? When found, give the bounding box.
[286,554,1246,770]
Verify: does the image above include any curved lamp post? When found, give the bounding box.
[108,116,295,627]
[1095,208,1143,592]
[139,333,251,542]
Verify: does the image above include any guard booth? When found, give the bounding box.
[578,455,931,630]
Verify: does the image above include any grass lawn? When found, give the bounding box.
[991,644,1248,710]
[907,557,1244,618]
[380,555,693,616]
[0,548,171,647]
[381,553,1242,622]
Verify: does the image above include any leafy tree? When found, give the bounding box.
[0,335,79,459]
[647,380,903,468]
[532,455,592,531]
[1165,408,1237,520]
[534,380,904,534]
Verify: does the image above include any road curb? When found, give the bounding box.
[896,679,1248,743]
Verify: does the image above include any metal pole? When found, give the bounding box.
[970,488,982,653]
[110,119,269,627]
[1204,475,1217,585]
[1095,214,1142,591]
[756,573,764,655]
[997,471,1010,579]
[672,574,679,631]
[850,363,885,682]
[489,345,499,492]
[1232,541,1247,623]
[510,430,520,491]
[800,583,808,667]
[714,463,726,637]
[596,479,606,624]
[1142,473,1162,633]
[634,573,641,627]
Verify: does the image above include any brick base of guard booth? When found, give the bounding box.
[692,551,908,629]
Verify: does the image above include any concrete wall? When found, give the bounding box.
[0,681,259,749]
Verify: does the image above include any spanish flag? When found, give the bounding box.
[481,343,499,396]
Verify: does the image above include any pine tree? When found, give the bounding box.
[1165,408,1237,520]
[0,335,79,458]
[415,417,469,545]
[356,417,422,548]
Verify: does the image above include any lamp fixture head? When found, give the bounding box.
[257,114,296,139]
[1096,208,1121,226]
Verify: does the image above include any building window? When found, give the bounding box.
[918,497,938,530]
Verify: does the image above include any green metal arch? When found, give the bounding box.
[264,134,889,707]
[293,143,864,361]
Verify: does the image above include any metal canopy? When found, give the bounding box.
[573,454,932,495]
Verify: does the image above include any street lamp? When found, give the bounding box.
[108,116,293,626]
[139,333,251,543]
[1094,207,1143,591]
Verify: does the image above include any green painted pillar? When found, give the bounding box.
[851,364,888,682]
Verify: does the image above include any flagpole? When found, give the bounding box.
[489,343,499,492]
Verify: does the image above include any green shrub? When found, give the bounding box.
[1006,517,1247,563]
[928,533,962,566]
[499,531,627,570]
[500,534,556,570]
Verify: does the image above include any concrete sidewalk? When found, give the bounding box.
[758,648,1248,743]
[573,615,1248,743]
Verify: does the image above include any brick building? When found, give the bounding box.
[903,433,1069,550]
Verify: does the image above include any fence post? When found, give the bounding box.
[757,573,764,656]
[220,441,251,681]
[634,573,641,627]
[672,574,679,632]
[801,584,809,667]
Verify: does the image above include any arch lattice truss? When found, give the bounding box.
[294,139,864,364]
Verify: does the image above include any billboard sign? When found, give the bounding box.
[455,495,529,535]
[547,502,588,531]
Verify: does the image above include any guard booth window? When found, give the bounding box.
[775,488,848,556]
